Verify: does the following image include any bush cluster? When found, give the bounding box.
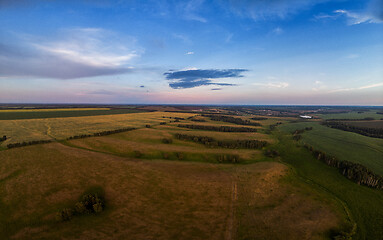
[56,192,105,222]
[177,124,257,132]
[0,135,6,142]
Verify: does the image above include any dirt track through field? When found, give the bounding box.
[225,181,238,240]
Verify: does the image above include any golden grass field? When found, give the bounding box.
[0,111,348,239]
[0,112,195,146]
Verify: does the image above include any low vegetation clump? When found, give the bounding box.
[7,140,52,149]
[174,133,267,149]
[292,127,313,141]
[216,154,240,163]
[190,118,206,122]
[177,124,257,132]
[264,149,280,158]
[0,135,6,142]
[202,114,261,126]
[323,121,383,138]
[303,144,383,190]
[161,138,173,144]
[56,191,105,222]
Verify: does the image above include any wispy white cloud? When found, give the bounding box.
[0,28,141,79]
[334,9,382,25]
[329,82,383,93]
[226,0,330,21]
[186,51,194,55]
[272,27,284,35]
[253,82,289,88]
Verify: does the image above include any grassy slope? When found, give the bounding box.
[273,130,383,240]
[279,121,383,176]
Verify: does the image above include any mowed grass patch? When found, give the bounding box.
[0,112,195,147]
[279,121,383,176]
[0,143,342,240]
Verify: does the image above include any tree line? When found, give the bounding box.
[7,140,52,149]
[323,121,383,139]
[174,133,267,149]
[303,144,383,190]
[202,114,261,126]
[67,128,136,140]
[250,117,268,120]
[177,124,257,132]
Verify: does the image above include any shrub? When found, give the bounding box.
[134,151,142,158]
[176,152,184,160]
[145,124,151,128]
[56,208,73,221]
[162,152,169,159]
[161,138,173,144]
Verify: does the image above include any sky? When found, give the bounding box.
[0,0,382,105]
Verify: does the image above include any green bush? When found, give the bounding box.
[56,208,73,221]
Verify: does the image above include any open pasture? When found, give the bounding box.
[343,120,383,129]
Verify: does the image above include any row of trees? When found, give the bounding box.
[174,133,267,149]
[202,114,261,126]
[323,121,383,138]
[250,117,268,120]
[67,127,136,140]
[7,140,52,149]
[177,124,257,132]
[304,144,383,190]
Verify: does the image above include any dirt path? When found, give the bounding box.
[225,181,237,240]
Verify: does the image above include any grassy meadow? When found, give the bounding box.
[0,109,382,239]
[278,121,383,176]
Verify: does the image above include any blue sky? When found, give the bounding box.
[0,0,382,105]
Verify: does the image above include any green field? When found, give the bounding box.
[278,121,383,176]
[0,108,146,120]
[273,131,383,240]
[318,110,383,120]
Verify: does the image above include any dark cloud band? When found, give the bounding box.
[164,69,247,89]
